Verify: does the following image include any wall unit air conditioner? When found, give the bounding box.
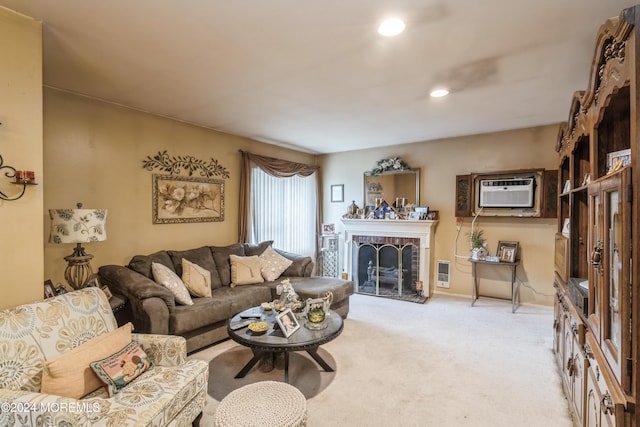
[478,177,535,208]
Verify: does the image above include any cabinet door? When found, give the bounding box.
[588,182,602,343]
[600,169,631,389]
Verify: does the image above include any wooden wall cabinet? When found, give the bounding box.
[553,6,639,426]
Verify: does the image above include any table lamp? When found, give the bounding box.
[49,203,108,290]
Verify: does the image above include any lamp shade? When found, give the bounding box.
[49,209,107,244]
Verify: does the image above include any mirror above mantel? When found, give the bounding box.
[363,168,420,209]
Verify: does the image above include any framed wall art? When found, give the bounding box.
[153,174,225,224]
[331,184,344,203]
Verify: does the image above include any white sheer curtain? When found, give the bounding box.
[249,166,317,257]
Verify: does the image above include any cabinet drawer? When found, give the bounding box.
[584,332,627,426]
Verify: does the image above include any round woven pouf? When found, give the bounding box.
[214,381,307,427]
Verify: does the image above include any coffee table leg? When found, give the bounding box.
[234,350,265,379]
[284,351,289,383]
[306,347,334,372]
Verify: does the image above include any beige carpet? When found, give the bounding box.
[189,292,573,426]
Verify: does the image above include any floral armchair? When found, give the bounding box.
[0,287,208,426]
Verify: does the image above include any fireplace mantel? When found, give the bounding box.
[341,219,438,298]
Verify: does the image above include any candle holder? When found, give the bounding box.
[0,154,36,201]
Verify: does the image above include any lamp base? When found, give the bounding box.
[64,252,94,290]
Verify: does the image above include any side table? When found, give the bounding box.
[468,258,520,313]
[109,293,132,326]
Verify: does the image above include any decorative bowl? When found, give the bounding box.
[248,321,269,335]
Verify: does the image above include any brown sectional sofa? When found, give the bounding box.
[98,241,354,353]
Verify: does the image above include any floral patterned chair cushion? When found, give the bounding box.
[0,287,208,426]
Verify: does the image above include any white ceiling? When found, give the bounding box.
[2,1,638,154]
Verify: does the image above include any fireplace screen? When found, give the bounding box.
[351,236,419,297]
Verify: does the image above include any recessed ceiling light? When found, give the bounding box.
[378,18,405,37]
[430,88,449,98]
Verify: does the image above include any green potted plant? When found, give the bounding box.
[469,229,488,260]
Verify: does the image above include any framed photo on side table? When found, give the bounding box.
[44,280,56,299]
[276,308,300,338]
[497,241,519,263]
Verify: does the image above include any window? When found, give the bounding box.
[249,167,317,257]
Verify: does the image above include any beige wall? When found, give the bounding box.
[320,125,559,306]
[0,7,43,310]
[43,88,316,289]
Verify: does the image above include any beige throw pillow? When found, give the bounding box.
[152,262,194,305]
[181,258,212,297]
[230,255,264,287]
[41,322,133,399]
[259,246,293,281]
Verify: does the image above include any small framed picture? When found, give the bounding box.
[44,280,56,299]
[500,247,516,263]
[101,285,114,300]
[322,223,335,235]
[562,218,570,236]
[331,184,344,203]
[276,308,300,338]
[607,148,631,173]
[408,211,421,220]
[497,241,519,263]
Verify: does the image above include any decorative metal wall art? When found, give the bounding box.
[143,150,230,179]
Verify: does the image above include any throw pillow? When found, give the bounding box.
[259,246,293,281]
[181,258,212,297]
[152,262,194,305]
[229,255,264,287]
[41,322,133,399]
[90,342,153,397]
[210,243,246,286]
[167,246,222,288]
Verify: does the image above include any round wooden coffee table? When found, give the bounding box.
[227,306,343,383]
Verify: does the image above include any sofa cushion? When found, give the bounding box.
[168,246,222,289]
[265,277,354,304]
[41,322,133,399]
[170,286,272,335]
[230,255,264,286]
[90,341,154,397]
[243,240,274,256]
[128,250,174,279]
[181,258,212,297]
[210,243,246,286]
[259,246,293,281]
[152,262,194,305]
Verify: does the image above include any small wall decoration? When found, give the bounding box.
[368,157,413,176]
[153,174,225,224]
[331,184,344,202]
[143,150,230,179]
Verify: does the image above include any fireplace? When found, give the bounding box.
[353,237,419,297]
[341,219,438,299]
